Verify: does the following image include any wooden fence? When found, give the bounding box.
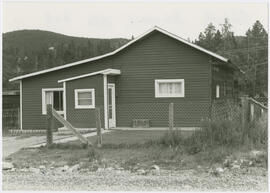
[3,108,20,131]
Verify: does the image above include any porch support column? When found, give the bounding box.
[63,81,67,120]
[103,74,108,129]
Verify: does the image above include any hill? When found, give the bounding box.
[3,30,129,90]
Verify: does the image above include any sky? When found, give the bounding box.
[2,1,269,41]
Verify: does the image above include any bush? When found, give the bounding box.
[248,113,268,146]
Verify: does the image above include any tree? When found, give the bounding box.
[195,23,217,51]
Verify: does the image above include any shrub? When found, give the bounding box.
[248,113,268,146]
[157,129,184,147]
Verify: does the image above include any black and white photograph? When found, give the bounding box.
[1,1,268,191]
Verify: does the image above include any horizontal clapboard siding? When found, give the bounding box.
[112,31,212,127]
[21,58,112,130]
[21,30,220,129]
[66,75,104,128]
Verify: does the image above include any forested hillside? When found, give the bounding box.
[3,30,129,90]
[194,19,268,97]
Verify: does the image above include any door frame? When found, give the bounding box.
[108,83,116,128]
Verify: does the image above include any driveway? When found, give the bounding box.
[2,130,112,159]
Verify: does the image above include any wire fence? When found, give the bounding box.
[3,108,20,132]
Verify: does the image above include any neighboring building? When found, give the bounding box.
[3,90,20,109]
[10,26,238,130]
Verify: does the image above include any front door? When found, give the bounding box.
[108,83,116,128]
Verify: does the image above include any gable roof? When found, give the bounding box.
[9,26,229,82]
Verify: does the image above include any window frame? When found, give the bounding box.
[74,89,95,109]
[155,79,185,98]
[216,85,220,98]
[42,88,64,115]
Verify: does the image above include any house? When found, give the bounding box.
[3,90,20,109]
[9,26,238,130]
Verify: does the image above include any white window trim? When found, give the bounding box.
[42,88,64,115]
[216,85,220,98]
[155,79,185,98]
[74,89,95,109]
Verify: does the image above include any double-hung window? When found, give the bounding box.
[155,79,185,98]
[42,88,64,114]
[75,89,95,109]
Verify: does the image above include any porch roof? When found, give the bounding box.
[58,68,121,83]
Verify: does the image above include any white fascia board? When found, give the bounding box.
[9,26,228,82]
[58,69,121,83]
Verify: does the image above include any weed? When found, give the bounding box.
[87,147,101,162]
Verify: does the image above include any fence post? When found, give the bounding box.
[46,104,53,146]
[169,103,174,131]
[95,107,102,148]
[240,96,248,144]
[17,108,20,130]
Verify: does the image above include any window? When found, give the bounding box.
[155,79,185,98]
[75,89,95,109]
[42,88,64,114]
[216,85,220,98]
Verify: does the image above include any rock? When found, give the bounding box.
[63,165,69,171]
[136,169,146,175]
[10,167,16,172]
[232,164,241,170]
[20,168,29,172]
[97,168,105,172]
[39,165,46,169]
[29,167,40,174]
[216,167,224,173]
[5,157,12,161]
[250,150,264,157]
[106,167,114,171]
[149,165,160,175]
[53,161,68,167]
[68,164,80,173]
[56,165,69,172]
[3,162,14,170]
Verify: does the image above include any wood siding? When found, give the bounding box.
[66,75,104,128]
[21,30,217,129]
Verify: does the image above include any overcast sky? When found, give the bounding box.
[3,1,269,41]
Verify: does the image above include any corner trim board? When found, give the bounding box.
[20,80,23,130]
[103,74,108,129]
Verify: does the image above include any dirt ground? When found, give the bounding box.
[3,167,268,191]
[2,130,268,191]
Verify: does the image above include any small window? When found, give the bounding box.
[42,88,64,115]
[155,79,185,98]
[216,85,220,98]
[75,89,95,109]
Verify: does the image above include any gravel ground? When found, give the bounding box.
[3,167,268,191]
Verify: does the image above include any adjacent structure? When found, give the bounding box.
[10,26,238,130]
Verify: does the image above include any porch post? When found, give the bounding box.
[103,74,108,129]
[63,82,67,120]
